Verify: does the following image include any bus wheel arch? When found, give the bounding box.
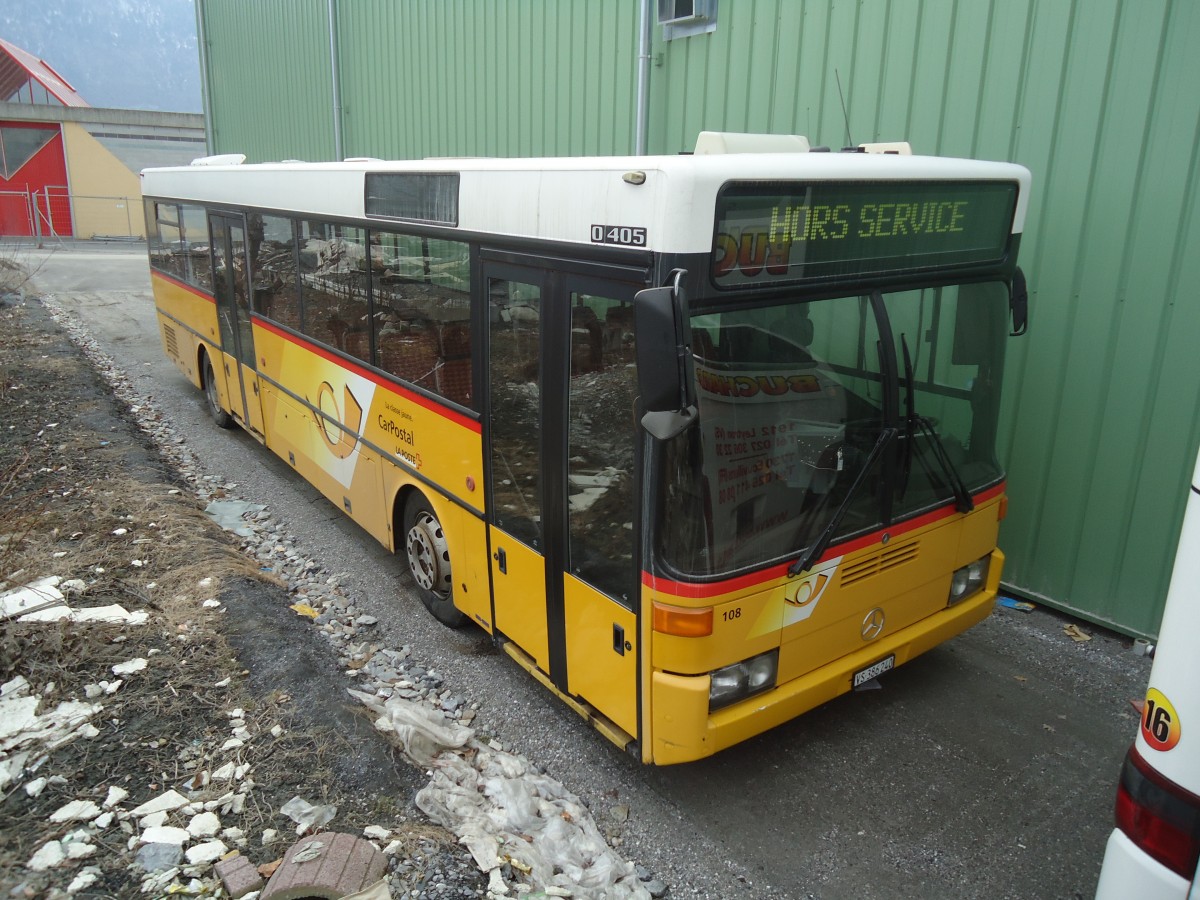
[199,346,234,429]
[399,489,466,628]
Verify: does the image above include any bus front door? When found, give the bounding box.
[209,213,265,438]
[485,262,640,743]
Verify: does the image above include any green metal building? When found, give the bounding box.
[194,0,1200,638]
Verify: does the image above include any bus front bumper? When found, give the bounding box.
[649,586,996,765]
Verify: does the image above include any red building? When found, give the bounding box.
[0,36,90,237]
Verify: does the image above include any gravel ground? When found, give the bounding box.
[1,288,667,898]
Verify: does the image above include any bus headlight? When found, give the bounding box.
[709,649,779,711]
[948,555,990,606]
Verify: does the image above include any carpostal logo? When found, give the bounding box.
[304,376,375,489]
[783,562,839,626]
[311,381,364,459]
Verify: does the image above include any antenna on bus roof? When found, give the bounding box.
[835,69,853,148]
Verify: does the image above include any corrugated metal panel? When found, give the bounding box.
[333,0,639,159]
[201,0,335,162]
[648,0,1200,637]
[197,0,1200,636]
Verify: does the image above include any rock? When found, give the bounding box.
[104,785,129,808]
[27,840,65,871]
[65,841,96,860]
[646,879,669,897]
[49,799,101,823]
[111,658,148,676]
[363,825,390,840]
[139,825,190,846]
[67,866,101,893]
[140,811,168,829]
[24,777,47,797]
[135,842,184,872]
[188,811,222,838]
[185,839,228,865]
[129,788,190,817]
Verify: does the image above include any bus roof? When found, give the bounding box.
[141,150,1031,255]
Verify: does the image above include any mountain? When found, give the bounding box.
[1,0,201,113]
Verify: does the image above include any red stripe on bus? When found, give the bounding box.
[643,481,1007,599]
[254,317,482,434]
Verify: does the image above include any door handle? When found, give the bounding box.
[613,623,628,656]
[493,547,507,574]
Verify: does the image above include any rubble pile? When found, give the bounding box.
[1,289,673,897]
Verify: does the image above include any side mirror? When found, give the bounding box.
[635,277,697,441]
[1010,267,1029,336]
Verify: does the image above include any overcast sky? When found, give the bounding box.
[1,0,201,112]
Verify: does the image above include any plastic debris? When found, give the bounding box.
[203,500,267,537]
[280,796,338,835]
[0,576,65,620]
[288,602,320,619]
[997,596,1035,612]
[349,691,650,899]
[1063,624,1092,642]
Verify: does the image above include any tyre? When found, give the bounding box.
[403,494,466,627]
[202,351,235,429]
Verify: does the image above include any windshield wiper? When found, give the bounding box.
[899,333,973,514]
[913,415,974,513]
[899,334,916,498]
[789,426,897,576]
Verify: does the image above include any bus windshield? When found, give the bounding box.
[659,280,1009,577]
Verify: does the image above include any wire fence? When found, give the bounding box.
[0,187,145,244]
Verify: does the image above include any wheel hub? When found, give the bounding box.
[406,511,451,597]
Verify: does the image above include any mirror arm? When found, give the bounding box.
[1009,267,1029,337]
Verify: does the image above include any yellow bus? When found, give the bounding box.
[141,133,1031,764]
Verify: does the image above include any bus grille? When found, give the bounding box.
[840,539,920,587]
[163,324,178,358]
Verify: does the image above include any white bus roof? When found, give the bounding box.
[142,150,1030,255]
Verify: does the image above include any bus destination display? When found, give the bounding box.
[712,181,1018,287]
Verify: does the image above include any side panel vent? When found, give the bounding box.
[163,324,179,358]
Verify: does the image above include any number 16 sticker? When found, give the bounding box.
[1141,688,1181,752]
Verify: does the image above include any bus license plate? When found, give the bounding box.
[853,655,895,688]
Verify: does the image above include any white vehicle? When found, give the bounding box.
[1095,448,1200,898]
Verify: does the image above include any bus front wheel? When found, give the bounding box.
[202,351,235,429]
[403,495,466,628]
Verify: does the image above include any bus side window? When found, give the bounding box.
[566,294,637,604]
[179,205,212,293]
[253,214,301,328]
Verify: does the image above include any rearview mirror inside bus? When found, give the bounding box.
[635,285,697,441]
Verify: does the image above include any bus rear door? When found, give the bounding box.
[483,258,641,743]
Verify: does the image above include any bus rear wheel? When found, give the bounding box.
[403,495,466,628]
[202,351,235,429]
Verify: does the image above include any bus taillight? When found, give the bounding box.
[1114,745,1200,879]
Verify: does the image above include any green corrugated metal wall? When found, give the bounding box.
[201,0,336,162]
[197,0,1200,637]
